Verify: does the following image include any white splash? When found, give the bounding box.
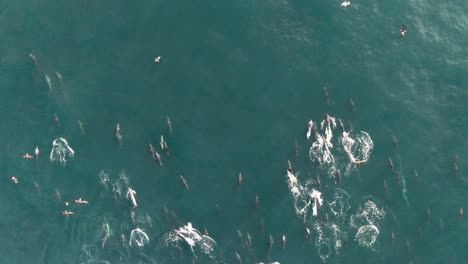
[310,189,323,216]
[341,131,373,163]
[355,225,379,248]
[341,1,351,7]
[129,228,149,247]
[163,222,217,257]
[285,170,326,221]
[98,170,130,199]
[49,138,74,166]
[350,199,385,249]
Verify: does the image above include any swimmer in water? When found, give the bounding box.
[154,56,161,63]
[400,25,407,37]
[23,153,33,159]
[74,198,88,204]
[62,210,74,216]
[11,176,18,184]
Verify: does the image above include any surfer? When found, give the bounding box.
[35,146,39,159]
[23,153,33,159]
[282,234,286,250]
[352,159,368,165]
[246,232,252,248]
[74,198,89,204]
[400,25,407,37]
[154,56,161,63]
[306,120,314,139]
[62,210,74,216]
[11,176,18,184]
[237,172,242,189]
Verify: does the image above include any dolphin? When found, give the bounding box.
[126,188,137,208]
[179,175,190,190]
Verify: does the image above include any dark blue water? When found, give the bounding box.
[1,0,468,263]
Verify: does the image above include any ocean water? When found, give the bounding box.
[1,0,467,263]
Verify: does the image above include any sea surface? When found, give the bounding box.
[1,0,467,263]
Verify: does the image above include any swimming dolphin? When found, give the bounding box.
[77,120,85,135]
[235,252,242,264]
[260,217,264,233]
[323,87,330,105]
[101,222,110,249]
[237,230,245,247]
[388,157,395,175]
[349,97,355,112]
[166,116,172,135]
[237,172,242,189]
[179,175,190,190]
[116,123,122,146]
[391,135,398,151]
[155,150,162,166]
[55,72,63,85]
[45,74,52,91]
[255,194,260,210]
[246,232,252,248]
[160,135,165,150]
[149,144,157,160]
[126,188,137,208]
[29,53,37,66]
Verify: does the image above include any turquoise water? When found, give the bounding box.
[1,0,468,263]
